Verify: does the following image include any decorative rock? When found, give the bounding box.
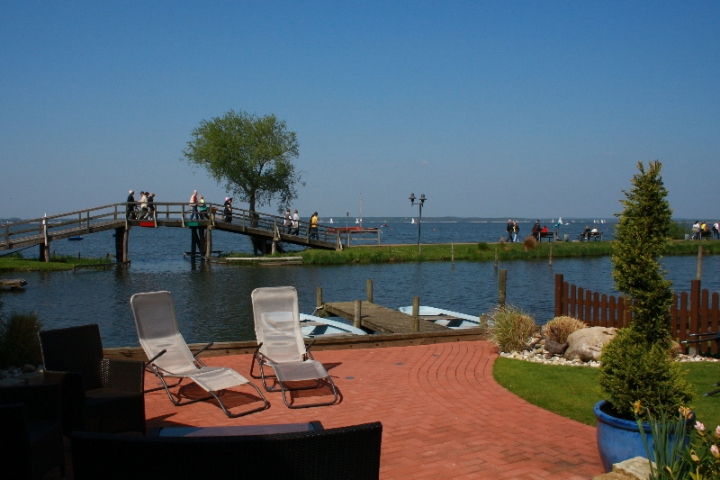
[544,338,568,355]
[612,456,652,479]
[21,364,36,373]
[564,327,617,362]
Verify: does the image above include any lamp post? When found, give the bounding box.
[409,193,426,253]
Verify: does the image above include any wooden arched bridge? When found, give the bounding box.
[1,202,346,262]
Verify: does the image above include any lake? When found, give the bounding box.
[1,218,716,348]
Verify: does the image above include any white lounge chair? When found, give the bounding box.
[251,286,339,408]
[130,291,269,418]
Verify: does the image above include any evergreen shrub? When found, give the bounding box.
[0,311,43,368]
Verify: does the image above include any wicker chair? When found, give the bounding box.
[72,421,383,480]
[39,324,146,435]
[0,383,65,480]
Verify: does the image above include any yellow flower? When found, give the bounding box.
[633,400,643,415]
[679,406,692,420]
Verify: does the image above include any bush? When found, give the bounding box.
[523,236,538,251]
[0,311,43,368]
[545,316,586,344]
[600,328,692,419]
[488,305,536,353]
[477,242,489,251]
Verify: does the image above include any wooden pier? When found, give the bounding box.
[323,301,449,334]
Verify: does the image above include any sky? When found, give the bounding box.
[1,1,719,220]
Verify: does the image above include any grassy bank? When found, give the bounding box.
[493,357,720,427]
[0,253,112,272]
[293,239,720,265]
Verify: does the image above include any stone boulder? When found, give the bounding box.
[564,327,617,362]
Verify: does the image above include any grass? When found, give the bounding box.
[493,357,720,427]
[0,253,111,271]
[287,239,720,265]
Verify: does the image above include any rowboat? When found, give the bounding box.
[299,313,368,338]
[397,306,480,329]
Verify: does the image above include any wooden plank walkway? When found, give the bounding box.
[324,301,449,333]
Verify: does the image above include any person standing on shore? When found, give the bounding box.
[506,219,513,242]
[512,220,520,242]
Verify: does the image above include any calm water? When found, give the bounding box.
[1,218,716,348]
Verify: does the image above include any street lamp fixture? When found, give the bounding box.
[409,193,427,253]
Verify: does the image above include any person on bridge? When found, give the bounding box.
[147,193,155,219]
[291,210,300,235]
[223,197,233,222]
[309,212,319,240]
[283,208,292,233]
[126,190,136,219]
[138,191,149,219]
[198,196,208,219]
[189,190,199,220]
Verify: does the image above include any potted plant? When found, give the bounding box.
[595,160,694,472]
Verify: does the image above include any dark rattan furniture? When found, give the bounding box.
[39,323,146,435]
[0,383,65,480]
[72,421,383,480]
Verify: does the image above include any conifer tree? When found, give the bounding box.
[611,160,673,345]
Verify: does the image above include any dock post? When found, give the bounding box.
[494,247,498,269]
[411,296,420,332]
[366,279,373,303]
[697,245,703,280]
[354,300,362,329]
[451,243,454,264]
[549,243,553,266]
[498,269,507,307]
[316,288,323,311]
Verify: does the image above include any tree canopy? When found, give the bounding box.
[611,160,674,345]
[183,110,302,213]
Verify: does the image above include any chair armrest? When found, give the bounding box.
[103,359,145,393]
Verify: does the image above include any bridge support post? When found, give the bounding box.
[39,243,50,262]
[115,227,128,263]
[205,227,212,259]
[190,227,208,258]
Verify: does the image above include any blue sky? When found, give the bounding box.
[2,1,718,220]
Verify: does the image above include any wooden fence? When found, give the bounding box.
[554,273,720,355]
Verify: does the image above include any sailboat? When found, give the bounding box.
[411,218,416,224]
[328,193,376,233]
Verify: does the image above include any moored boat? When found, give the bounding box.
[397,306,480,329]
[299,313,368,338]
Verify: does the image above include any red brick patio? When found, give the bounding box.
[144,340,603,479]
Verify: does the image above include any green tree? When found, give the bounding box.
[600,160,693,419]
[611,160,673,345]
[183,110,302,213]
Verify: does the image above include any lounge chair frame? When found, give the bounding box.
[130,291,269,418]
[251,286,339,408]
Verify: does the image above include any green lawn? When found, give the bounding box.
[0,254,111,271]
[493,357,720,427]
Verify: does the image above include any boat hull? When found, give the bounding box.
[397,306,480,329]
[299,314,367,338]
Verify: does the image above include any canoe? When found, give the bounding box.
[397,306,480,329]
[299,314,368,338]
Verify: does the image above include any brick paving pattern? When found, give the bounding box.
[145,340,603,479]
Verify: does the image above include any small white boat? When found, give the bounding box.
[397,306,481,329]
[299,313,367,338]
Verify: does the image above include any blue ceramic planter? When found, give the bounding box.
[594,400,652,472]
[594,400,694,473]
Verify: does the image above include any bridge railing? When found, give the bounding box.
[2,204,126,250]
[3,202,344,251]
